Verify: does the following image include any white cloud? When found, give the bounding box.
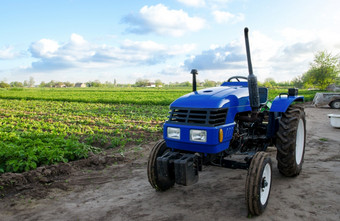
[122,4,206,37]
[208,0,231,3]
[0,46,21,60]
[212,10,244,24]
[207,0,232,9]
[30,39,60,58]
[184,40,246,71]
[177,0,206,7]
[121,40,167,52]
[279,28,340,51]
[183,28,340,82]
[70,33,87,45]
[27,34,195,72]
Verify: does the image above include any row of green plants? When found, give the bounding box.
[0,87,320,105]
[0,87,190,105]
[0,99,168,173]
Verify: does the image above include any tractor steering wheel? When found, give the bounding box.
[227,76,248,82]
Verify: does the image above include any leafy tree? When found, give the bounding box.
[336,76,340,85]
[10,81,23,87]
[64,81,74,87]
[277,80,293,88]
[155,79,163,87]
[39,81,46,87]
[86,80,102,87]
[29,76,35,87]
[54,82,65,87]
[103,81,114,87]
[292,76,303,88]
[262,78,277,88]
[302,51,340,90]
[203,79,216,87]
[135,78,150,87]
[0,81,10,88]
[46,80,56,87]
[179,81,192,87]
[264,78,276,85]
[263,81,272,88]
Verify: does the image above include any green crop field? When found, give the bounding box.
[0,87,191,105]
[0,98,169,173]
[0,87,320,173]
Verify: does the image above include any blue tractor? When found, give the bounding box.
[147,28,306,216]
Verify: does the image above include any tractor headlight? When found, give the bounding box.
[190,129,207,142]
[167,127,180,140]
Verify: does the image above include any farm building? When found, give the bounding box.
[75,83,86,88]
[146,82,156,88]
[146,82,162,88]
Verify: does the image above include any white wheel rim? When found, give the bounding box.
[260,163,271,205]
[334,101,340,108]
[295,119,304,165]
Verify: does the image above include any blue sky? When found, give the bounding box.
[1,0,340,84]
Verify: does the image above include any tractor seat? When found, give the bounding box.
[259,87,268,105]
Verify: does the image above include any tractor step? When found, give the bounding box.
[221,159,250,170]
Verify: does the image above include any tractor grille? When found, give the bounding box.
[168,108,228,127]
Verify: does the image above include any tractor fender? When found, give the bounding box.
[269,95,304,113]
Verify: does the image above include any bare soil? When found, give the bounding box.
[1,106,339,221]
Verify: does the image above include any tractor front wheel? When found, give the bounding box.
[245,152,272,216]
[147,139,175,191]
[276,105,306,176]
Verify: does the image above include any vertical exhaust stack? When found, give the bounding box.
[191,69,198,92]
[244,27,260,111]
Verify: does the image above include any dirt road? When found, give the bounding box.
[1,106,339,221]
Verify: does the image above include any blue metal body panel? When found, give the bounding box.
[270,95,304,112]
[170,85,251,111]
[164,84,304,154]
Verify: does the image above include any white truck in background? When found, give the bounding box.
[313,93,340,109]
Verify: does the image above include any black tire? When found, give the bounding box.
[147,139,175,191]
[329,100,340,109]
[275,105,306,177]
[245,152,272,216]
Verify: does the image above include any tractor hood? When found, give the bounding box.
[170,86,250,109]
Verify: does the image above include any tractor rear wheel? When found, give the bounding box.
[147,139,175,191]
[276,104,306,176]
[245,152,272,216]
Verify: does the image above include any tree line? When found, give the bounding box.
[1,51,339,89]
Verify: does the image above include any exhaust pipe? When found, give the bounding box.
[244,28,260,110]
[191,69,198,92]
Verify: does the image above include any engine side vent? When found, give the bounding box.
[168,108,228,127]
